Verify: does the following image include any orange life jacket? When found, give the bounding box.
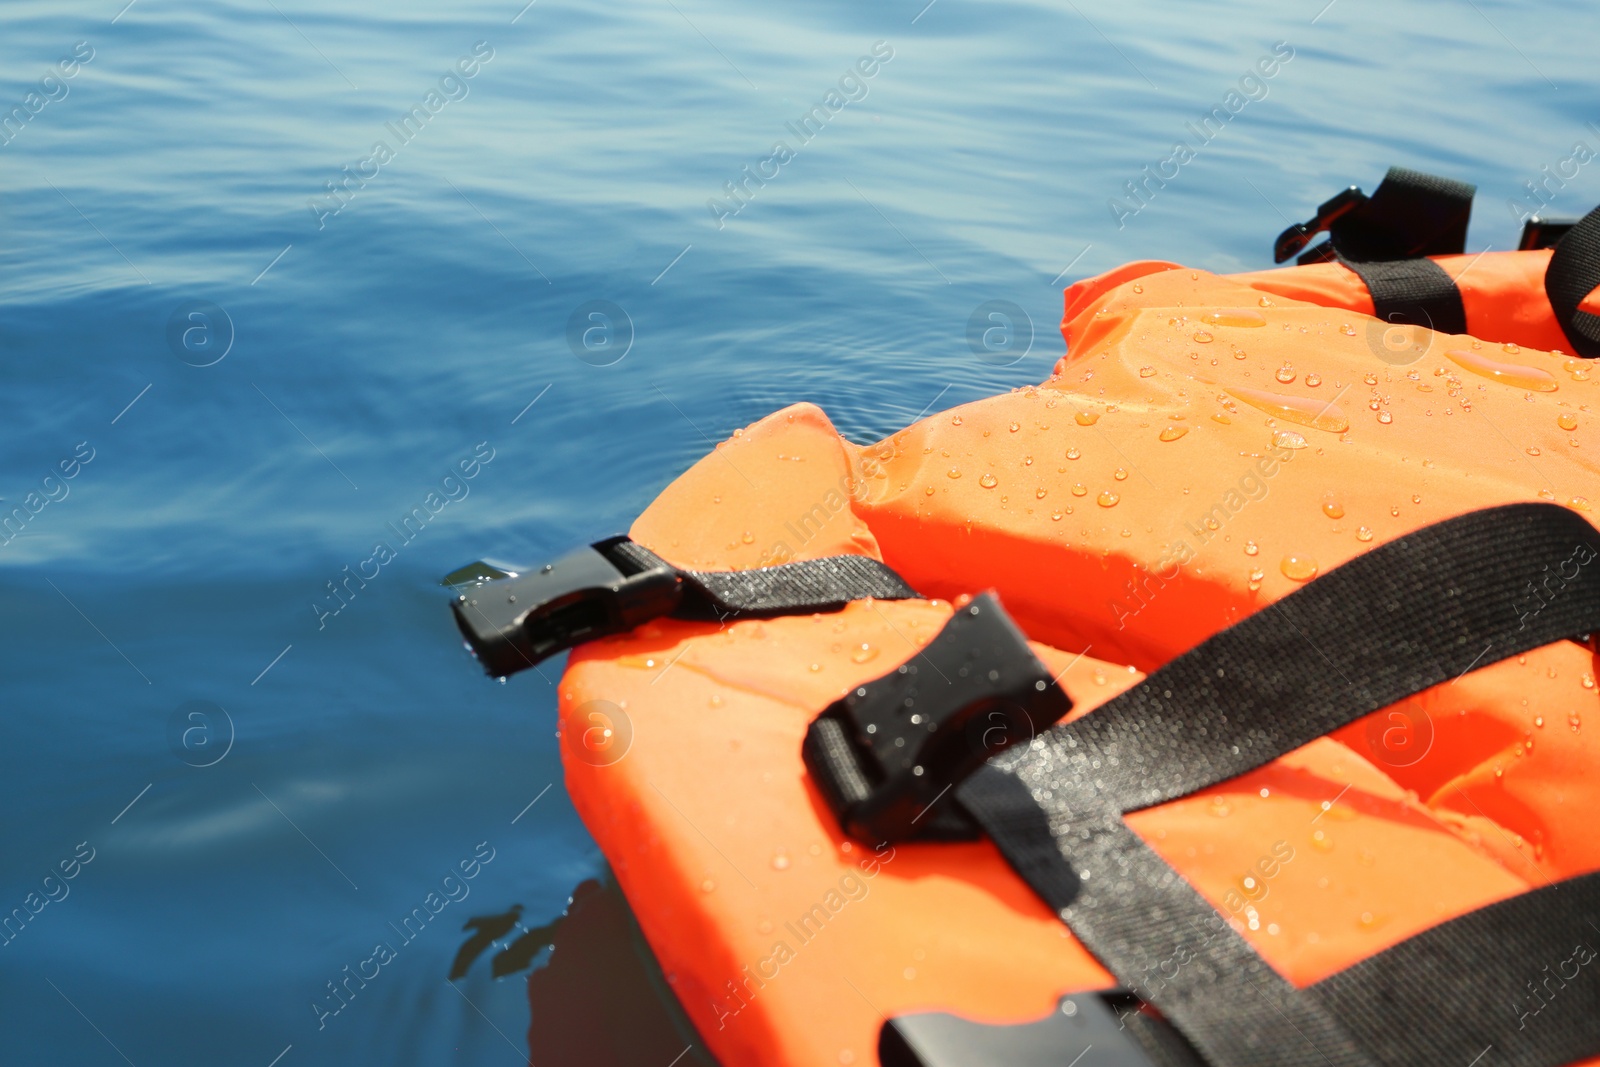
[498,180,1600,1067]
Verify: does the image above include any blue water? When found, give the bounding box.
[3,0,1596,1063]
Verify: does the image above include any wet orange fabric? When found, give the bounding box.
[1230,250,1574,352]
[561,252,1600,1067]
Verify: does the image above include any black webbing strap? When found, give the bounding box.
[956,503,1600,1067]
[1545,203,1600,358]
[1283,167,1475,333]
[1342,256,1469,335]
[450,536,919,676]
[607,538,918,619]
[1314,871,1600,1067]
[1319,166,1476,264]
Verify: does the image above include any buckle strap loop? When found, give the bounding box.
[803,592,1071,843]
[449,536,919,678]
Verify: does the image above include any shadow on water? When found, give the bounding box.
[450,872,718,1067]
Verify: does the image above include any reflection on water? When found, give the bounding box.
[526,875,719,1067]
[449,900,563,981]
[451,903,527,980]
[446,873,716,1064]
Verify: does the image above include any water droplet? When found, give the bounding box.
[1356,526,1373,542]
[1227,384,1350,433]
[923,485,936,496]
[1249,567,1265,583]
[1192,330,1214,343]
[1201,310,1268,328]
[1097,490,1120,507]
[1534,716,1544,728]
[1311,829,1333,852]
[1503,342,1521,354]
[1139,365,1157,378]
[1377,411,1393,424]
[1274,430,1308,450]
[1390,505,1402,516]
[1159,425,1189,442]
[947,468,962,479]
[979,474,999,489]
[1051,510,1064,521]
[1275,365,1297,384]
[1071,483,1087,496]
[1539,488,1557,500]
[808,662,822,672]
[1281,555,1319,582]
[1558,413,1579,431]
[951,415,963,426]
[1570,713,1582,732]
[712,495,722,504]
[1359,911,1376,928]
[1570,496,1592,511]
[1445,348,1559,392]
[1411,494,1422,504]
[1113,467,1128,481]
[1527,446,1543,457]
[1582,673,1595,689]
[772,853,790,870]
[1035,487,1048,499]
[1245,541,1259,556]
[1008,421,1020,433]
[1131,283,1143,293]
[1066,447,1081,460]
[1341,324,1358,337]
[851,644,879,664]
[1322,497,1345,519]
[741,531,755,544]
[1075,410,1100,426]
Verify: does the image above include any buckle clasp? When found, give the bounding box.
[448,537,681,678]
[1273,185,1366,263]
[802,592,1071,843]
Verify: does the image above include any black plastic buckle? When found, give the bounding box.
[1518,214,1580,252]
[880,991,1204,1067]
[448,536,682,678]
[1273,185,1366,263]
[802,592,1071,844]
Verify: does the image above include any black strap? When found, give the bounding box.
[1545,203,1600,358]
[1314,166,1476,264]
[1343,256,1468,334]
[1313,872,1600,1067]
[955,503,1600,1067]
[608,539,918,619]
[449,537,918,677]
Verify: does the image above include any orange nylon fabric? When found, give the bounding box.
[1229,249,1576,353]
[561,253,1600,1067]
